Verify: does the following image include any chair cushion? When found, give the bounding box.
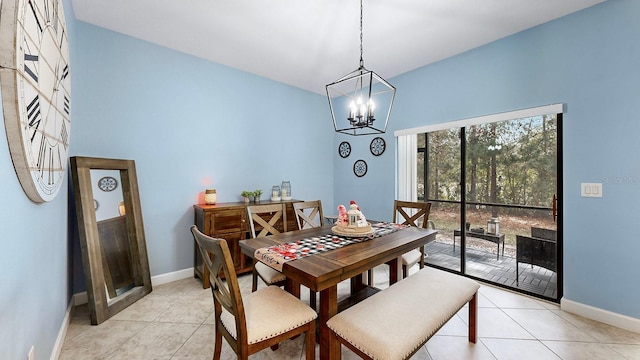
[401,249,422,267]
[220,286,317,344]
[255,261,286,284]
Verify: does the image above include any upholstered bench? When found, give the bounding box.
[326,267,480,360]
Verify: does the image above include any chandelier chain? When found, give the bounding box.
[359,0,364,67]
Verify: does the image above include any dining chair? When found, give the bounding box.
[292,200,324,309]
[368,200,432,285]
[293,200,325,230]
[395,200,432,277]
[190,226,317,360]
[246,203,288,292]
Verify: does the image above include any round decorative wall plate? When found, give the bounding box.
[353,159,368,177]
[98,176,118,192]
[370,137,386,156]
[339,141,351,158]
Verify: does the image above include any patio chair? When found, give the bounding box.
[190,225,316,360]
[516,227,557,285]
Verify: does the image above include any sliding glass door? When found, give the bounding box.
[418,128,462,272]
[419,112,562,301]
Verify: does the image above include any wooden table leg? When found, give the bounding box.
[350,272,365,294]
[319,286,339,360]
[388,257,401,285]
[285,278,301,299]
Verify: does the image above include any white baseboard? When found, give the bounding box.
[50,298,74,360]
[71,267,194,306]
[561,297,640,333]
[150,267,193,286]
[72,291,88,306]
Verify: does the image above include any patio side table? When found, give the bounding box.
[453,230,505,260]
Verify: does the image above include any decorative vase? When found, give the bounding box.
[281,181,292,200]
[271,185,281,201]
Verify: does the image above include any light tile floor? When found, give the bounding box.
[60,266,640,360]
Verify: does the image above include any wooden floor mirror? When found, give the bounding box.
[70,156,152,325]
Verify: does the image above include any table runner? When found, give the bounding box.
[254,222,407,271]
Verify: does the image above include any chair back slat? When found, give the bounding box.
[247,203,287,238]
[393,200,432,228]
[293,200,325,229]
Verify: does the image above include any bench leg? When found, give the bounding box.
[468,292,477,343]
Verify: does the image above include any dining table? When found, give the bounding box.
[239,224,438,360]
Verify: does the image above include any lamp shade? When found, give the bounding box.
[204,189,217,205]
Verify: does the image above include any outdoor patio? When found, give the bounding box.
[424,239,558,300]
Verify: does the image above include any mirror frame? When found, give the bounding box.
[70,156,152,325]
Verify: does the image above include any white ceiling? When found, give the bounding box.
[70,0,606,95]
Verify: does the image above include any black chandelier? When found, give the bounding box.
[326,0,396,136]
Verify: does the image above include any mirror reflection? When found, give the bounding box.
[90,169,136,301]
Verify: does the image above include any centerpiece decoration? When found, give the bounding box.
[332,200,374,236]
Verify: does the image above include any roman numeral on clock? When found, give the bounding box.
[49,148,56,184]
[28,0,43,33]
[26,95,42,143]
[61,64,69,80]
[24,53,39,83]
[64,95,70,115]
[60,122,68,148]
[36,134,48,173]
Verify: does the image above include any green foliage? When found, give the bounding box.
[420,114,558,209]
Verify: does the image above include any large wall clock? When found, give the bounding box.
[0,0,71,202]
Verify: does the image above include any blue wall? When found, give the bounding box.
[71,23,334,277]
[335,0,640,318]
[2,1,639,358]
[0,2,76,359]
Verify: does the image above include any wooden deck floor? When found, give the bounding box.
[424,240,558,300]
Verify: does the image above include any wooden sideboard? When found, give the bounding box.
[193,200,300,289]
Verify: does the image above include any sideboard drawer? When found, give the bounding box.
[209,208,246,235]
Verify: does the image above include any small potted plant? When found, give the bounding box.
[253,189,263,203]
[241,190,252,203]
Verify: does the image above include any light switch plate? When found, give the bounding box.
[581,183,602,197]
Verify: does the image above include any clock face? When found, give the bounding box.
[0,0,71,202]
[98,176,118,192]
[338,141,351,158]
[370,137,386,156]
[353,159,368,177]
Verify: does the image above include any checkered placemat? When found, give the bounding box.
[254,222,407,271]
